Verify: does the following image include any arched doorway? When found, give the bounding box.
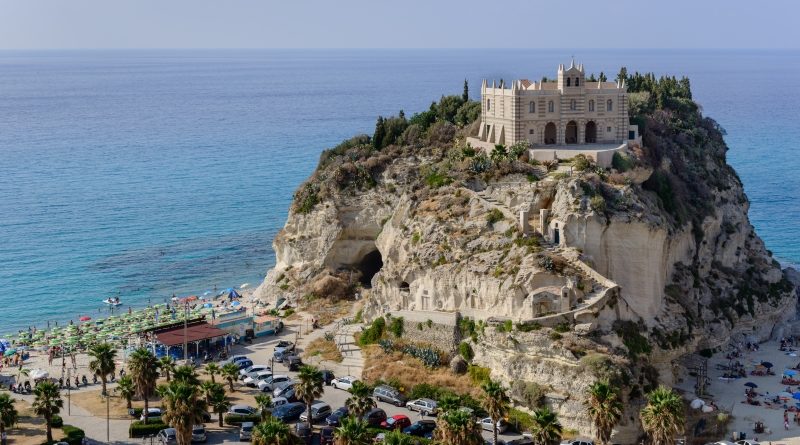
[565,121,578,144]
[544,122,557,145]
[585,121,597,143]
[356,249,383,288]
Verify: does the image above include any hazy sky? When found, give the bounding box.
[1,0,797,50]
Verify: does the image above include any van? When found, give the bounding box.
[373,385,406,407]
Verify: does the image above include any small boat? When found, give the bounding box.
[102,297,122,306]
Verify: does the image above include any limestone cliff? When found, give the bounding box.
[254,83,797,440]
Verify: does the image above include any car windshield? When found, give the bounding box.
[242,425,253,432]
[194,427,204,433]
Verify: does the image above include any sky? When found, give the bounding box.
[0,0,797,50]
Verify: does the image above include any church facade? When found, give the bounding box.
[476,61,630,147]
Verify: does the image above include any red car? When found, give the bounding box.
[381,414,411,430]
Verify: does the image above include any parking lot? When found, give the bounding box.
[178,334,529,444]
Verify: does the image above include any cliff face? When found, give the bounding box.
[254,87,797,439]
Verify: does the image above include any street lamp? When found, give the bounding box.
[183,301,189,362]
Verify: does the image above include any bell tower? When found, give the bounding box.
[557,58,585,93]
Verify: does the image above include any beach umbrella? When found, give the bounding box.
[762,361,774,368]
[793,393,800,400]
[3,349,16,357]
[79,316,91,322]
[779,392,793,398]
[744,382,758,388]
[785,370,798,376]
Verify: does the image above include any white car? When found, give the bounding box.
[244,370,274,387]
[478,417,509,433]
[239,422,254,441]
[331,375,359,391]
[257,374,291,392]
[560,439,595,445]
[239,364,271,379]
[406,398,438,415]
[222,355,249,365]
[228,404,258,416]
[736,441,760,445]
[272,396,289,408]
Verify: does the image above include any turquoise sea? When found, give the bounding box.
[0,49,798,332]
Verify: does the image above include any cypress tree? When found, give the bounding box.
[599,72,607,82]
[373,116,386,149]
[462,79,469,102]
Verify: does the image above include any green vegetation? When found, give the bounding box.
[639,386,685,445]
[590,195,606,212]
[468,365,491,385]
[510,380,547,408]
[458,342,474,361]
[129,420,169,437]
[486,208,504,225]
[358,316,386,345]
[613,320,652,357]
[611,152,634,172]
[388,316,404,338]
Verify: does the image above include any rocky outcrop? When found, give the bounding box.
[254,89,798,441]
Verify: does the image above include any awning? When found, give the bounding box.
[155,322,229,347]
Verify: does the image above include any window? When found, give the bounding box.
[575,77,580,86]
[607,127,612,133]
[529,101,535,113]
[607,99,613,111]
[529,129,534,134]
[588,100,594,111]
[566,78,571,87]
[487,99,491,110]
[570,99,576,111]
[548,101,554,113]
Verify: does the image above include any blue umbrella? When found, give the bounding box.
[762,361,774,368]
[792,393,800,400]
[744,382,758,388]
[786,370,798,376]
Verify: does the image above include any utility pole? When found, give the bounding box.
[106,393,110,443]
[66,368,71,416]
[183,301,189,362]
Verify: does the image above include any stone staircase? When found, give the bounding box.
[475,190,518,221]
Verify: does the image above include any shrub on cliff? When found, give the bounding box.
[358,317,386,346]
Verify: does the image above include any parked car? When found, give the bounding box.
[478,417,509,433]
[272,402,306,422]
[331,376,358,391]
[142,407,163,421]
[258,374,292,392]
[244,370,273,387]
[300,401,332,423]
[363,407,388,427]
[406,398,438,415]
[273,341,296,360]
[373,385,406,407]
[239,422,254,441]
[283,355,303,371]
[224,355,249,365]
[402,420,437,438]
[239,364,271,379]
[295,422,312,442]
[501,437,534,445]
[325,407,349,427]
[320,426,336,445]
[235,359,254,370]
[560,440,595,445]
[191,425,206,443]
[274,382,297,400]
[321,370,335,385]
[157,428,177,445]
[272,396,290,408]
[381,414,411,430]
[735,441,761,445]
[228,404,258,416]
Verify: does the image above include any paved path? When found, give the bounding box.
[296,319,365,379]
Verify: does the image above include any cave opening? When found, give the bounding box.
[356,249,383,288]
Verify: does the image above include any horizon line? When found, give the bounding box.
[0,47,798,51]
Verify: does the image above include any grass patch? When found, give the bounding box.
[305,337,344,362]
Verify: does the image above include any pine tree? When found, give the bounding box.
[588,73,597,82]
[599,72,607,82]
[616,67,628,84]
[462,79,469,102]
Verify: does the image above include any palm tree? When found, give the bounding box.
[383,429,413,445]
[128,348,159,424]
[345,381,375,418]
[205,362,221,383]
[159,381,208,445]
[32,381,63,443]
[87,342,117,396]
[434,409,483,445]
[173,364,201,386]
[585,380,623,445]
[253,416,297,445]
[482,379,510,445]
[199,381,220,404]
[221,363,240,392]
[0,393,19,441]
[528,407,562,445]
[640,386,685,445]
[207,384,231,427]
[159,356,177,382]
[255,393,273,422]
[295,365,324,426]
[116,375,136,409]
[334,416,371,445]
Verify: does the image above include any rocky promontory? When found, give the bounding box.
[254,76,797,440]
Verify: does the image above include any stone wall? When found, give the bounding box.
[385,309,461,354]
